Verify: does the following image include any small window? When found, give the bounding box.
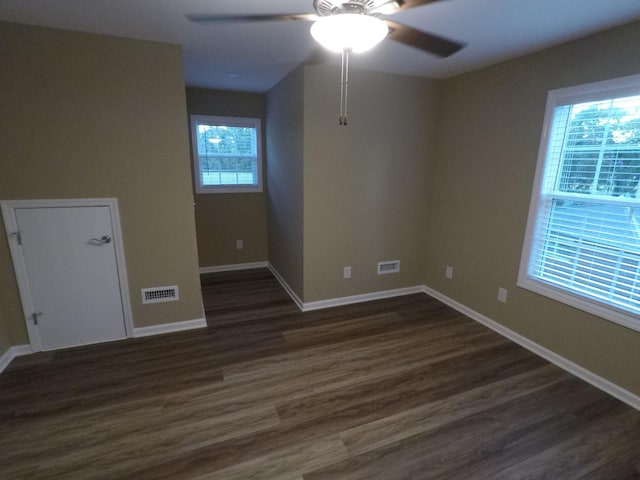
[190,115,263,193]
[519,74,640,332]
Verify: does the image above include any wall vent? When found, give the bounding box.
[141,285,179,304]
[377,260,400,275]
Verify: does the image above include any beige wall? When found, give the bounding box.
[185,88,268,268]
[0,231,25,348]
[302,65,439,302]
[266,66,305,297]
[0,22,204,351]
[426,21,640,395]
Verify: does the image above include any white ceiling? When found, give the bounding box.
[2,0,640,93]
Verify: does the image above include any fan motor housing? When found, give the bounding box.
[313,0,381,16]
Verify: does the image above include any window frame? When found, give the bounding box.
[190,114,263,194]
[518,73,640,333]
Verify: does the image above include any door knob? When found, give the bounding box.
[88,235,112,245]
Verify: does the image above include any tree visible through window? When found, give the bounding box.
[558,100,640,196]
[519,75,640,332]
[190,115,263,193]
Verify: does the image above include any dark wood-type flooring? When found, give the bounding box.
[1,268,639,479]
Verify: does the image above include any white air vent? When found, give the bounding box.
[377,260,400,275]
[141,285,179,304]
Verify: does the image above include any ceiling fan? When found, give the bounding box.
[187,0,465,125]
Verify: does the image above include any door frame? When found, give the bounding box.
[1,198,134,351]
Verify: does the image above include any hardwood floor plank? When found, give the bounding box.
[493,407,640,480]
[0,361,224,419]
[339,363,564,456]
[4,399,280,472]
[416,388,627,479]
[577,455,640,480]
[304,380,622,480]
[276,343,543,427]
[26,404,281,480]
[158,330,505,422]
[193,435,349,480]
[223,318,498,384]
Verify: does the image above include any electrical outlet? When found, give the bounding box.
[497,287,508,303]
[343,266,351,279]
[236,239,243,250]
[445,266,453,280]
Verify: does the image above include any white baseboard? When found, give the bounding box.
[267,263,425,313]
[302,286,425,312]
[0,344,33,374]
[133,318,207,338]
[1,319,209,372]
[268,263,304,310]
[200,261,268,274]
[422,286,640,411]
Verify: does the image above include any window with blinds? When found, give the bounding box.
[519,75,640,332]
[190,115,263,194]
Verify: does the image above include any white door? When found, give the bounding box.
[13,205,127,350]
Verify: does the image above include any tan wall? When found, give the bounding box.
[0,22,204,342]
[185,88,268,268]
[0,231,25,349]
[266,66,305,297]
[302,65,439,302]
[427,21,640,395]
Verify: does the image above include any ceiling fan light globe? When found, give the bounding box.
[310,14,388,53]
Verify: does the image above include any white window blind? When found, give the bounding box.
[519,75,640,331]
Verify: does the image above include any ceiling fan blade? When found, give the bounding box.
[396,0,444,11]
[186,13,317,23]
[385,21,464,57]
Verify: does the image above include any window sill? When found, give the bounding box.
[517,275,640,334]
[195,185,263,194]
